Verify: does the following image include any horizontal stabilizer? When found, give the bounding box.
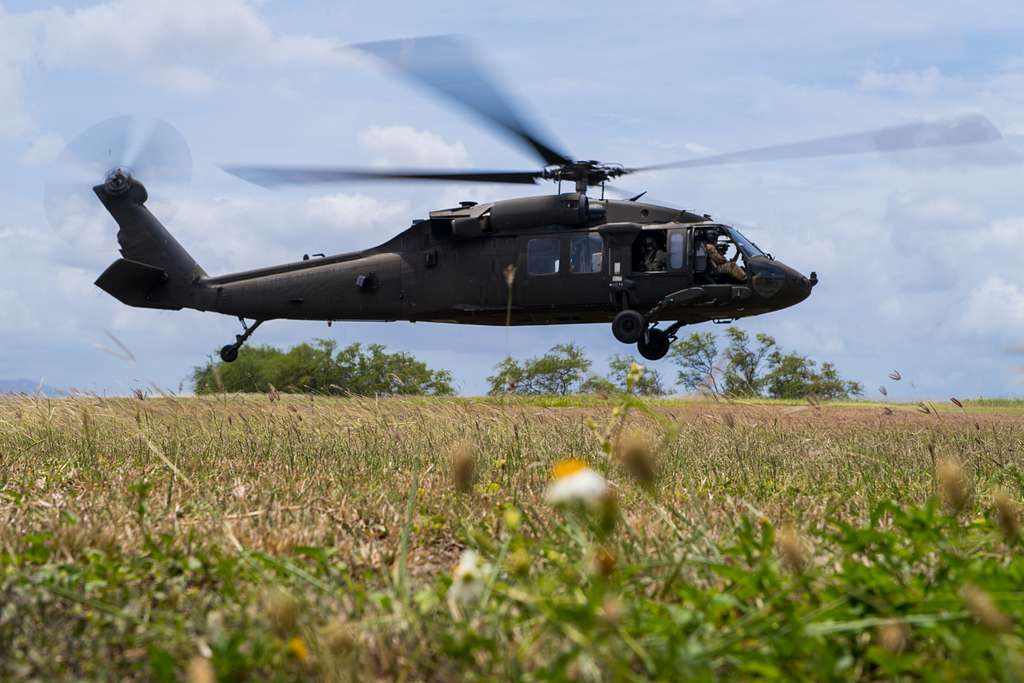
[95,258,179,309]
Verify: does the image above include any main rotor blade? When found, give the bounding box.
[630,114,1003,172]
[354,35,572,167]
[222,164,543,188]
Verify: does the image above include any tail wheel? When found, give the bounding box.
[220,345,239,363]
[637,328,672,361]
[612,309,645,344]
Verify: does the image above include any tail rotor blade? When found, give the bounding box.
[44,115,192,245]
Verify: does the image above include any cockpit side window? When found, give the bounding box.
[694,226,748,284]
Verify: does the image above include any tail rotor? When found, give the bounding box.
[44,115,192,247]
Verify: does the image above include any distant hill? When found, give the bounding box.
[0,379,65,397]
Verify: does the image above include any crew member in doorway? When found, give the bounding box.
[704,240,747,282]
[641,235,667,272]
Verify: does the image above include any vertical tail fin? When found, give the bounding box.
[93,173,206,310]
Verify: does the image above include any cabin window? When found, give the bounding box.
[669,231,685,269]
[569,234,603,274]
[527,237,560,275]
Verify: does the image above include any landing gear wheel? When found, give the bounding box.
[612,309,645,344]
[637,328,671,361]
[220,345,239,363]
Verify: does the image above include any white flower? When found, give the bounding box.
[545,460,608,507]
[447,549,491,604]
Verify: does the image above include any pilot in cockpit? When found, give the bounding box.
[703,235,747,282]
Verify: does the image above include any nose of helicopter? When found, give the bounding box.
[787,265,816,303]
[748,259,816,308]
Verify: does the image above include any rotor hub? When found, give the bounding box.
[104,167,133,195]
[543,161,626,190]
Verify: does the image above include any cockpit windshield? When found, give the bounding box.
[727,226,765,258]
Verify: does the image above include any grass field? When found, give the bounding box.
[2,390,1023,680]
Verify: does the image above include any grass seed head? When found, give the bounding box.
[264,587,299,637]
[503,263,516,288]
[590,545,617,578]
[505,547,532,577]
[961,583,1012,633]
[875,623,908,653]
[936,457,970,515]
[320,615,359,655]
[599,595,625,626]
[776,525,808,574]
[449,441,476,494]
[187,657,215,683]
[616,434,657,486]
[993,487,1021,541]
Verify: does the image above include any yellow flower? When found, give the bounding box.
[287,636,308,662]
[502,506,522,530]
[546,459,609,507]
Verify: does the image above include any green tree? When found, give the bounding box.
[192,345,282,394]
[668,331,720,395]
[487,356,527,394]
[668,326,862,400]
[487,342,592,395]
[606,354,666,396]
[579,374,617,395]
[762,352,863,400]
[334,342,455,396]
[192,340,454,396]
[721,328,777,397]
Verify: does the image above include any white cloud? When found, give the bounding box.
[0,6,35,140]
[28,0,345,72]
[0,288,40,332]
[0,0,348,137]
[960,277,1024,339]
[358,125,469,168]
[683,142,715,156]
[147,191,412,275]
[18,132,64,165]
[859,67,945,96]
[303,193,412,231]
[143,65,219,97]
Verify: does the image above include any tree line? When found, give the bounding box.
[192,339,455,396]
[192,327,862,400]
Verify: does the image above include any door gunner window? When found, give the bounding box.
[633,231,668,272]
[527,238,560,275]
[570,234,603,273]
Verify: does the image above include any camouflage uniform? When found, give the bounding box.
[644,248,667,272]
[704,242,747,282]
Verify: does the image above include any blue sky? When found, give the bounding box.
[2,0,1023,397]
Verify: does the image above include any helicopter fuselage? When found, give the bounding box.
[93,180,814,361]
[194,193,813,325]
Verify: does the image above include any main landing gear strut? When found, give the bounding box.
[611,309,683,361]
[220,317,265,363]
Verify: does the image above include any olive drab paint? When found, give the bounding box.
[93,174,815,363]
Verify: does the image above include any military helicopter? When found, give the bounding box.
[47,36,1003,363]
